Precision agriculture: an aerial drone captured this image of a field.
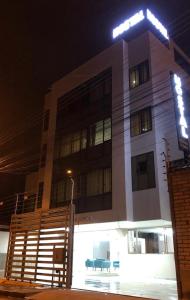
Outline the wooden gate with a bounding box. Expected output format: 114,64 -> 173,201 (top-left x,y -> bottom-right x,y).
5,205 -> 74,287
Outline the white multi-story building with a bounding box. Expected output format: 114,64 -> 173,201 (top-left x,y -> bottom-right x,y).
24,8 -> 190,295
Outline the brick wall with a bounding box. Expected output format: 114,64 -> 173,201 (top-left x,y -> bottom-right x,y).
169,166 -> 190,300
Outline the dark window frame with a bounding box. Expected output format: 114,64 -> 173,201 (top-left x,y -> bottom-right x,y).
130,107 -> 152,137
89,117 -> 112,147
51,167 -> 112,208
43,110 -> 50,132
129,60 -> 150,89
37,182 -> 44,208
131,151 -> 156,191
40,144 -> 47,168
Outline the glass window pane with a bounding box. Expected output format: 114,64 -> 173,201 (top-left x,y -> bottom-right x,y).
104,168 -> 111,193
130,68 -> 139,88
141,108 -> 151,133
130,107 -> 152,137
128,230 -> 141,253
87,170 -> 103,196
57,181 -> 65,203
60,135 -> 71,157
131,113 -> 140,137
104,118 -> 111,141
130,61 -> 149,89
65,179 -> 72,201
132,152 -> 156,191
81,129 -> 87,150
90,121 -> 103,146
40,144 -> 47,167
140,61 -> 149,84
37,182 -> 43,209
71,132 -> 80,153
43,110 -> 50,131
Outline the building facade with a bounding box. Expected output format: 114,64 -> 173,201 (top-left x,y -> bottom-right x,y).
24,9 -> 190,295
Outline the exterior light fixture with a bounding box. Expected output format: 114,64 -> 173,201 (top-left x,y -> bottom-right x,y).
66,169 -> 73,176
66,169 -> 74,204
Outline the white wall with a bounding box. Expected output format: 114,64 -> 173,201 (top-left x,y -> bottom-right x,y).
149,32 -> 184,221
0,231 -> 9,253
124,254 -> 176,280
0,231 -> 9,271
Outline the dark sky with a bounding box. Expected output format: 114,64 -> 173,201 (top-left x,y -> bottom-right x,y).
0,0 -> 190,173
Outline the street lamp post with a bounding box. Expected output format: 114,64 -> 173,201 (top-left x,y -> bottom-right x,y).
66,169 -> 75,289
66,169 -> 75,205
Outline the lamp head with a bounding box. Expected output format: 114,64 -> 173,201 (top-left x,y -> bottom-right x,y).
66,169 -> 73,176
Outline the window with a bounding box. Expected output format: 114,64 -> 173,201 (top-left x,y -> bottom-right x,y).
87,169 -> 103,196
90,118 -> 111,147
128,228 -> 174,254
89,75 -> 112,103
40,144 -> 47,167
89,82 -> 104,102
71,132 -> 81,153
130,107 -> 152,137
87,168 -> 111,196
103,168 -> 112,193
51,168 -> 111,208
104,118 -> 111,141
51,179 -> 72,206
129,60 -> 149,89
131,151 -> 155,191
37,182 -> 44,208
54,129 -> 87,159
90,121 -> 103,146
43,110 -> 50,131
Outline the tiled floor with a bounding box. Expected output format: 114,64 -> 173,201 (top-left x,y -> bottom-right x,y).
0,269 -> 178,300
72,272 -> 178,300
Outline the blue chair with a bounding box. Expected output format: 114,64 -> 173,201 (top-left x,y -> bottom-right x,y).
85,259 -> 94,269
113,260 -> 120,269
94,259 -> 111,271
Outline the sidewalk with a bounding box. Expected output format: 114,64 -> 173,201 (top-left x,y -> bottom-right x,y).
0,284 -> 156,300
0,279 -> 48,298
0,278 -> 157,300
27,289 -> 156,300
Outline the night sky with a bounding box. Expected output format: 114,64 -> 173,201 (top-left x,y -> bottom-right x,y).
0,0 -> 190,173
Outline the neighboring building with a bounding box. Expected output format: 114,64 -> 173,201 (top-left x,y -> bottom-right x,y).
0,173 -> 25,276
23,8 -> 190,296
168,161 -> 190,299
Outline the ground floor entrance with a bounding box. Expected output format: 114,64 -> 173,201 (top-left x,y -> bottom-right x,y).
0,218 -> 178,299
72,220 -> 178,300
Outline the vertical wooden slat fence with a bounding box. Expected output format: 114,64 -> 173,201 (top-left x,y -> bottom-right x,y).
5,205 -> 74,287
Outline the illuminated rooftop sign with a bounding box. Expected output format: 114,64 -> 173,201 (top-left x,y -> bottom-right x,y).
112,10 -> 145,39
172,73 -> 189,152
112,9 -> 169,40
146,9 -> 169,40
